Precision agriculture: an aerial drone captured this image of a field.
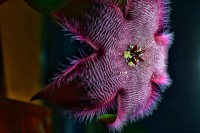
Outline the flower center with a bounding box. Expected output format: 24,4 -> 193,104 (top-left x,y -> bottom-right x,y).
123,45 -> 145,66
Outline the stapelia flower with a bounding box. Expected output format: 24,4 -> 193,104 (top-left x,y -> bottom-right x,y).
31,0 -> 173,132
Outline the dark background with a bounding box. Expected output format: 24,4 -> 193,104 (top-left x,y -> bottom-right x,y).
42,0 -> 200,133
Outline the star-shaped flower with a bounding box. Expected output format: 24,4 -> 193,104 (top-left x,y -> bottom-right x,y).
31,0 -> 173,132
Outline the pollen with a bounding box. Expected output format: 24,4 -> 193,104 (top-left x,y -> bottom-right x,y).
123,45 -> 145,67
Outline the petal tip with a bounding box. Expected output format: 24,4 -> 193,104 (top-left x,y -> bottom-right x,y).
30,90 -> 46,102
